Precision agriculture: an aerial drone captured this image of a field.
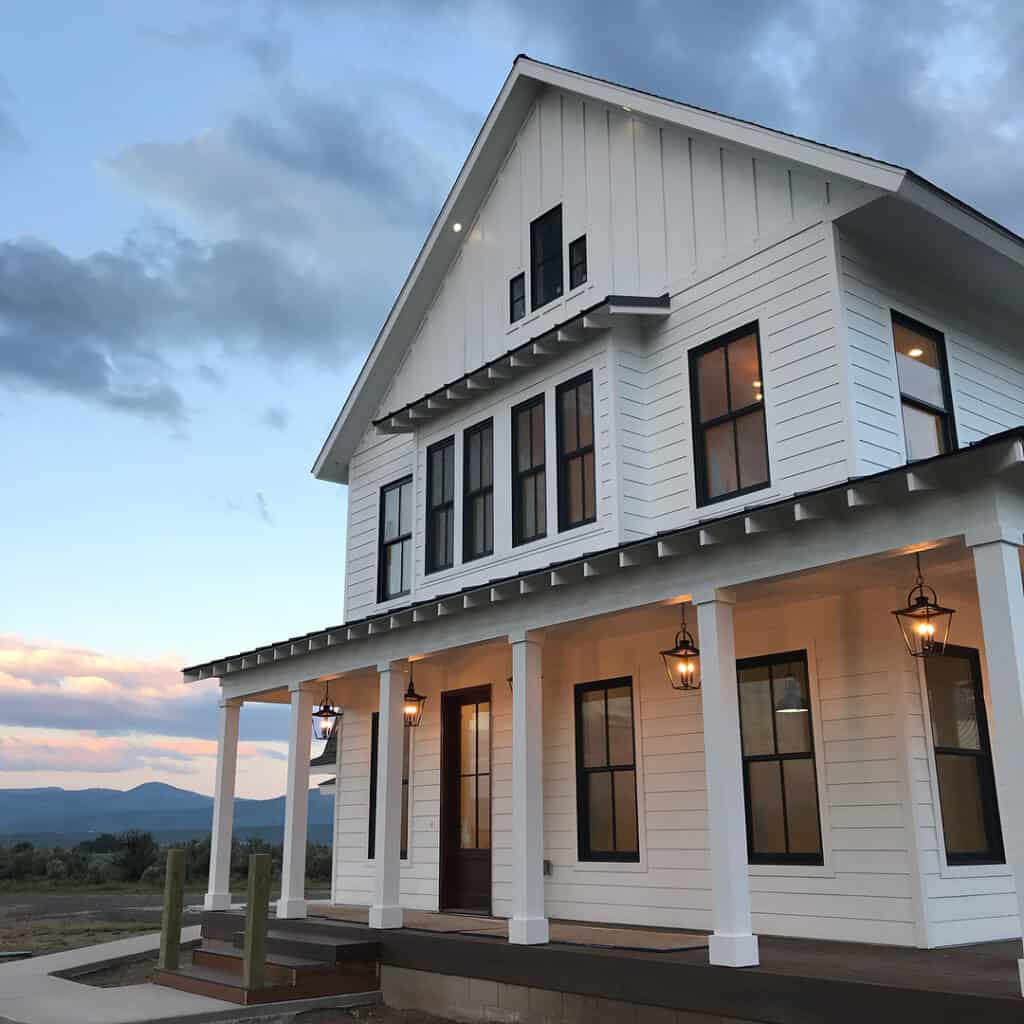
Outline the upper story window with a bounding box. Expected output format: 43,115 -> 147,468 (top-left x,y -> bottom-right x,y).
574,678 -> 639,862
557,372 -> 596,531
512,394 -> 546,546
892,312 -> 956,461
425,437 -> 455,575
690,323 -> 769,506
924,646 -> 1004,865
463,419 -> 493,562
378,476 -> 412,602
738,651 -> 823,865
530,205 -> 563,311
569,235 -> 587,290
509,273 -> 526,324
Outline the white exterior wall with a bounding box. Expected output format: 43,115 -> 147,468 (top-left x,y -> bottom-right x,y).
836,227 -> 1024,475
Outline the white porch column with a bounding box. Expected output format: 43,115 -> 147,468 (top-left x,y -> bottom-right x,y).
204,699 -> 241,911
509,630 -> 549,944
277,684 -> 314,919
370,662 -> 406,929
970,536 -> 1024,991
695,590 -> 759,967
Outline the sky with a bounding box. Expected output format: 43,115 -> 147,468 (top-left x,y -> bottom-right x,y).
1,1 -> 1022,800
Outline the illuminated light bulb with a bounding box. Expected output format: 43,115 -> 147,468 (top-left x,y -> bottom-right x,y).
908,347 -> 923,358
404,703 -> 419,715
452,222 -> 462,233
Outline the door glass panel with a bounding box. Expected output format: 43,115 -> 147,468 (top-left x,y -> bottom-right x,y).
477,702 -> 490,773
459,774 -> 477,849
727,332 -> 761,410
613,770 -> 638,853
927,656 -> 981,750
748,760 -> 786,854
580,689 -> 607,767
460,703 -> 477,774
739,669 -> 774,755
704,421 -> 738,498
477,774 -> 491,850
936,754 -> 988,856
783,759 -> 821,854
736,409 -> 768,489
696,346 -> 728,422
606,686 -> 634,766
587,772 -> 614,853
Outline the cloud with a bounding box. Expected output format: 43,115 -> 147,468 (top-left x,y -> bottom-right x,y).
0,634 -> 287,742
255,491 -> 273,525
0,228 -> 344,422
261,404 -> 288,431
0,74 -> 24,152
224,493 -> 275,525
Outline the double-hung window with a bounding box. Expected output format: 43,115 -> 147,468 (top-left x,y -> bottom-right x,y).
737,651 -> 823,864
426,437 -> 455,574
574,678 -> 639,862
378,477 -> 412,601
509,273 -> 526,323
924,646 -> 1004,865
512,395 -> 546,545
892,311 -> 956,461
463,419 -> 493,561
530,205 -> 563,310
568,235 -> 587,289
556,372 -> 596,530
690,323 -> 769,505
368,712 -> 411,860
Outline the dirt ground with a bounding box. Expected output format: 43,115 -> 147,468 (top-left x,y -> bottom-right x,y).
0,914 -> 158,957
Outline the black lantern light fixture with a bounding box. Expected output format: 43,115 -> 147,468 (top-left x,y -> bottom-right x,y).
661,604 -> 701,691
311,681 -> 341,741
402,666 -> 427,728
893,552 -> 954,658
774,674 -> 809,714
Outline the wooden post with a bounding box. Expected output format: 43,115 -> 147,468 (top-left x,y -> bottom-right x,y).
158,849 -> 185,971
242,853 -> 271,991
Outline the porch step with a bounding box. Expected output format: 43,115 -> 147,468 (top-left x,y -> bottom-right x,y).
231,928 -> 379,964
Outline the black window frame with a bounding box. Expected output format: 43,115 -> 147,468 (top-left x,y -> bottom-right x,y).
556,371 -> 596,532
530,204 -> 563,311
923,645 -> 1004,867
425,436 -> 455,575
511,393 -> 547,547
737,650 -> 824,867
368,711 -> 411,861
574,677 -> 640,863
509,272 -> 526,324
690,321 -> 770,507
377,475 -> 413,602
463,418 -> 494,562
891,310 -> 957,459
568,234 -> 587,290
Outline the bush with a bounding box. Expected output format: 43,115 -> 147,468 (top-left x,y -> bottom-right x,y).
140,863 -> 164,887
114,831 -> 160,882
86,853 -> 122,884
45,857 -> 68,880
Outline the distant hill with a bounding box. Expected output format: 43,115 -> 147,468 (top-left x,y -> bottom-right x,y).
0,782 -> 334,847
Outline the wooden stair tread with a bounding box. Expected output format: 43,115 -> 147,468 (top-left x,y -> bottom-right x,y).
198,938 -> 326,969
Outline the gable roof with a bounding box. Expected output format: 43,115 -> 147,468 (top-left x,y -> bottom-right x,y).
312,55 -> 1024,485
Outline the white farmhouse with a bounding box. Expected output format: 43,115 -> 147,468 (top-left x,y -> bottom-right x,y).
185,56 -> 1024,995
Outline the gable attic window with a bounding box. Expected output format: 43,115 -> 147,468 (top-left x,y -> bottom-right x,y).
378,476 -> 412,602
530,204 -> 563,310
690,322 -> 770,506
426,436 -> 455,574
569,235 -> 587,289
509,273 -> 526,323
892,311 -> 956,461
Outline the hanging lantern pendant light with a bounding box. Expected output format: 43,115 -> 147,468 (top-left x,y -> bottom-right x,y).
893,553 -> 954,658
661,604 -> 701,691
402,666 -> 427,727
311,681 -> 341,741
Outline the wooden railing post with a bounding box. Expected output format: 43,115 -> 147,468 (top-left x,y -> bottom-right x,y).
158,848 -> 185,971
242,853 -> 271,990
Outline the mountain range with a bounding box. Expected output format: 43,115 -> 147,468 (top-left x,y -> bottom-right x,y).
0,782 -> 334,847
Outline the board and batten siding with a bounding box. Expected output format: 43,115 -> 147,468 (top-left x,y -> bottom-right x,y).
616,222 -> 851,539
377,83 -> 875,424
836,227 -> 1024,476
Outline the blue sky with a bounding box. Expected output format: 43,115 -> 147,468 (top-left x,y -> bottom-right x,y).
1,1 -> 1021,797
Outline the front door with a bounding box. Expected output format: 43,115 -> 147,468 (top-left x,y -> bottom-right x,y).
440,685 -> 492,913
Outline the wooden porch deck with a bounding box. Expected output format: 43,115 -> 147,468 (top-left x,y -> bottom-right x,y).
266,906 -> 1023,1023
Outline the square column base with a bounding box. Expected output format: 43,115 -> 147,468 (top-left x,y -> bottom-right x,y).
369,904 -> 403,929
509,916 -> 549,945
709,933 -> 759,967
276,897 -> 307,920
203,892 -> 232,911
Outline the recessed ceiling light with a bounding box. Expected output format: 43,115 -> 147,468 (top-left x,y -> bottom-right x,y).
908,347 -> 923,358
452,222 -> 462,233
623,105 -> 632,112
753,380 -> 761,388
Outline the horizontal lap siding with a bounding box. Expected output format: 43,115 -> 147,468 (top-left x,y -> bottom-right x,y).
618,223 -> 849,539
837,230 -> 1024,476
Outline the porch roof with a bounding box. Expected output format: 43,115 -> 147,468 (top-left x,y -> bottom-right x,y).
182,426 -> 1024,684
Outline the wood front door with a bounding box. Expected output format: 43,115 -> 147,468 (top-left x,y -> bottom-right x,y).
440,685 -> 492,913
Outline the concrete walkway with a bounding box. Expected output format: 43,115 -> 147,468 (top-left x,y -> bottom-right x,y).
0,927 -> 235,1024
